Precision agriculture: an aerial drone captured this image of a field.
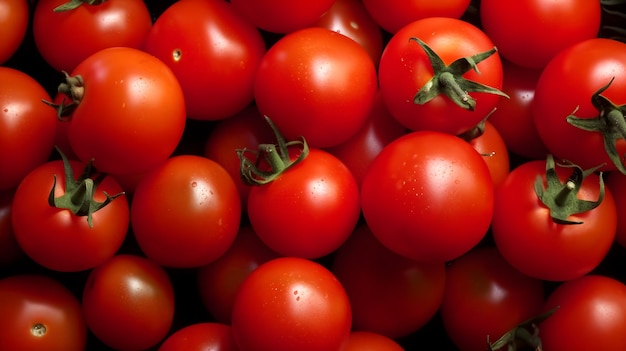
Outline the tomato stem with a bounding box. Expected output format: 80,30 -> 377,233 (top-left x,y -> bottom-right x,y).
487,306 -> 558,351
41,71 -> 84,120
53,0 -> 108,12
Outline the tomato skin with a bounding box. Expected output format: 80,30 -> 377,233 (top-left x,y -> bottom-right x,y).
378,17 -> 504,136
466,120 -> 510,188
332,225 -> 446,339
480,0 -> 600,69
11,159 -> 129,272
492,159 -> 617,281
82,254 -> 175,351
158,323 -> 238,351
143,0 -> 266,121
0,0 -> 29,64
0,274 -> 87,351
539,275 -> 626,351
231,257 -> 352,351
247,148 -> 361,259
63,46 -> 186,176
33,0 -> 152,72
254,27 -> 378,148
130,155 -> 241,268
531,38 -> 626,173
361,130 -> 494,262
229,0 -> 335,33
605,171 -> 626,249
0,67 -> 57,191
440,246 -> 545,351
344,331 -> 405,351
0,190 -> 23,266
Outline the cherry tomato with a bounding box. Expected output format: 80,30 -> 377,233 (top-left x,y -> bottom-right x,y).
344,331 -> 405,351
158,323 -> 238,351
0,0 -> 29,64
464,120 -> 510,188
229,0 -> 335,33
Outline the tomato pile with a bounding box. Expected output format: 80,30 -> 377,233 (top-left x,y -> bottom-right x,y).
2,0 -> 626,350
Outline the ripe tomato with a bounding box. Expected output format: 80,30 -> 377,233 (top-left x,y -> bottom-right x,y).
492,155 -> 617,281
143,0 -> 266,121
361,130 -> 494,262
254,27 -> 378,148
130,155 -> 241,268
539,275 -> 626,351
463,120 -> 510,188
480,0 -> 601,69
0,0 -> 29,64
0,274 -> 87,351
231,257 -> 352,351
82,254 -> 175,351
440,246 -> 545,351
229,0 -> 335,33
362,0 -> 470,34
531,38 -> 626,174
378,17 -> 506,136
11,156 -> 129,272
344,331 -> 405,351
32,0 -> 152,72
332,225 -> 446,339
0,66 -> 57,191
54,46 -> 187,175
0,190 -> 22,266
158,323 -> 238,351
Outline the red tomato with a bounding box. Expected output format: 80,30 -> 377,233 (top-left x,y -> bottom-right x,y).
0,190 -> 23,266
82,254 -> 175,351
361,130 -> 494,262
130,155 -> 241,268
378,17 -> 506,136
0,0 -> 29,64
158,323 -> 238,351
197,226 -> 279,324
229,0 -> 335,33
605,171 -> 626,249
0,274 -> 87,351
55,46 -> 187,175
362,0 -> 470,34
440,246 -> 545,351
332,225 -> 446,339
463,120 -> 510,188
231,257 -> 352,351
33,0 -> 152,72
314,0 -> 384,67
0,67 -> 57,191
143,0 -> 266,121
254,27 -> 378,148
492,156 -> 617,281
488,59 -> 548,160
539,275 -> 626,351
480,0 -> 601,69
344,331 -> 405,351
531,38 -> 626,174
11,157 -> 129,272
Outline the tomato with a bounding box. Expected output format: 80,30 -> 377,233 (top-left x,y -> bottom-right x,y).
488,59 -> 548,160
539,275 -> 626,351
229,0 -> 335,33
378,17 -> 506,136
131,155 -> 240,268
0,190 -> 22,266
197,226 -> 279,324
0,66 -> 57,191
143,0 -> 266,121
344,331 -> 405,351
605,171 -> 626,249
531,38 -> 626,174
158,322 -> 238,351
254,27 -> 378,148
440,246 -> 545,351
11,156 -> 129,272
53,46 -> 187,175
361,130 -> 494,262
332,225 -> 446,339
463,120 -> 510,188
0,274 -> 87,351
480,0 -> 601,69
314,0 -> 384,67
0,0 -> 29,64
362,0 -> 470,34
82,254 -> 175,351
231,257 -> 352,351
32,0 -> 152,72
492,155 -> 617,281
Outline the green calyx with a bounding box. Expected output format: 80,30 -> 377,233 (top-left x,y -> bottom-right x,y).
42,71 -> 84,120
487,306 -> 558,351
409,37 -> 509,111
236,116 -> 309,186
48,147 -> 125,228
53,0 -> 108,12
533,154 -> 605,225
566,77 -> 626,174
